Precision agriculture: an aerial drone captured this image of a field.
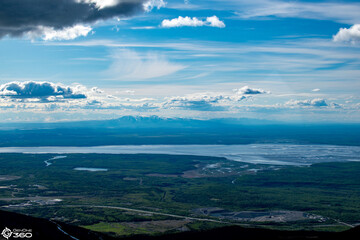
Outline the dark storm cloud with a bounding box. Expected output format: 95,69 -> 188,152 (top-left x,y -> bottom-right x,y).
0,0 -> 146,38
0,81 -> 87,99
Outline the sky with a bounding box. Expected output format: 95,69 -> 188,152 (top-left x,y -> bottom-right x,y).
0,0 -> 360,123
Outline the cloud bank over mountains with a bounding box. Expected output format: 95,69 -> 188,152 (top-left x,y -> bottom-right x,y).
0,80 -> 355,122
0,81 -> 267,111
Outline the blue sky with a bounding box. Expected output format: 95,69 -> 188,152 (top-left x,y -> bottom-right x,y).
0,0 -> 359,123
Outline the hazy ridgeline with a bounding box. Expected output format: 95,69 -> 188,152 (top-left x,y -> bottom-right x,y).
0,117 -> 359,146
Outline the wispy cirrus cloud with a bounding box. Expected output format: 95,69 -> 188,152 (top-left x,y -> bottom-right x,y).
104,49 -> 187,81
205,0 -> 360,24
168,0 -> 360,24
130,26 -> 156,30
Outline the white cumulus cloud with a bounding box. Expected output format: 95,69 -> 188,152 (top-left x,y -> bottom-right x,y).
27,24 -> 93,41
163,93 -> 227,111
144,0 -> 167,12
161,15 -> 225,28
206,16 -> 226,28
235,86 -> 268,95
333,24 -> 360,44
286,98 -> 328,107
77,0 -> 120,9
162,91 -> 249,112
0,81 -> 87,100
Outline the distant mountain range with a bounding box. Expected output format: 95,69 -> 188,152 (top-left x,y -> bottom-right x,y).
0,116 -> 359,146
0,116 -> 278,130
